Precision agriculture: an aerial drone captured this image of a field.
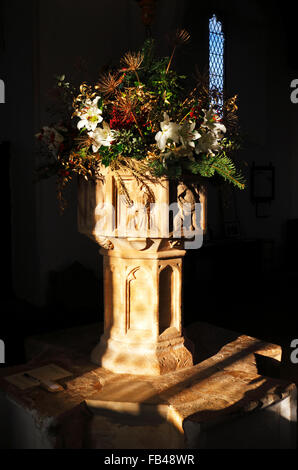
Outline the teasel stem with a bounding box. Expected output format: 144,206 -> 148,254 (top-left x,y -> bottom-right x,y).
131,112 -> 144,138
179,111 -> 191,124
166,46 -> 176,74
134,70 -> 141,86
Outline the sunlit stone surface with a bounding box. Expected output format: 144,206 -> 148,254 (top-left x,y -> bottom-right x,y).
78,172 -> 206,375
0,322 -> 296,449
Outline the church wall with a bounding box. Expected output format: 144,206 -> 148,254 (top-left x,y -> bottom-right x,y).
1,0 -> 297,305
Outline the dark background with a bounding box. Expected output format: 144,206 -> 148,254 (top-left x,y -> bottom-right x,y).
0,0 -> 298,367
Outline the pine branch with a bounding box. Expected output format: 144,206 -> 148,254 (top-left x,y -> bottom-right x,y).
184,155 -> 245,190
210,155 -> 245,190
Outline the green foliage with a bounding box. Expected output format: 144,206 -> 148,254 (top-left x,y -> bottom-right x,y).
210,154 -> 245,190
141,38 -> 156,71
115,130 -> 147,160
184,153 -> 245,190
36,33 -> 246,200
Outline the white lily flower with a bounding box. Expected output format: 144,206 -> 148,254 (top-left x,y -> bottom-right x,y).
88,122 -> 116,152
77,96 -> 103,132
202,108 -> 226,136
179,121 -> 201,148
155,112 -> 180,151
195,131 -> 221,156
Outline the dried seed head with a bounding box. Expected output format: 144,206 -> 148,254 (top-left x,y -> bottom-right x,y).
121,51 -> 144,72
95,73 -> 122,96
173,28 -> 191,47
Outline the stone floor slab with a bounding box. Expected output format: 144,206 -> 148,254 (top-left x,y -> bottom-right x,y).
0,322 -> 296,449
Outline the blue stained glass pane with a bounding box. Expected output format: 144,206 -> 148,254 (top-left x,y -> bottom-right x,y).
209,14 -> 224,110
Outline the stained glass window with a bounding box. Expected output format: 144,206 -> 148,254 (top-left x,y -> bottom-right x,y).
209,14 -> 225,109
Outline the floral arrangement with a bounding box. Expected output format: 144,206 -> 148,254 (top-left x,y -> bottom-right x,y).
36,30 -> 245,209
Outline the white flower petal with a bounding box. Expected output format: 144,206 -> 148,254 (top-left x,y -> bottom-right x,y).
92,144 -> 100,153
214,123 -> 226,135
189,121 -> 196,132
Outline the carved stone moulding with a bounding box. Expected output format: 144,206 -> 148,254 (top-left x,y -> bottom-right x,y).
78,170 -> 207,250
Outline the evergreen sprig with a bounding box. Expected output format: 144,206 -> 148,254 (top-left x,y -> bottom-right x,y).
185,153 -> 245,190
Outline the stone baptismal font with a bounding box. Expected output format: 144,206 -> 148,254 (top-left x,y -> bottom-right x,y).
78,170 -> 206,376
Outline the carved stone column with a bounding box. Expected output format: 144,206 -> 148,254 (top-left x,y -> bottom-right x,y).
78,171 -> 206,376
